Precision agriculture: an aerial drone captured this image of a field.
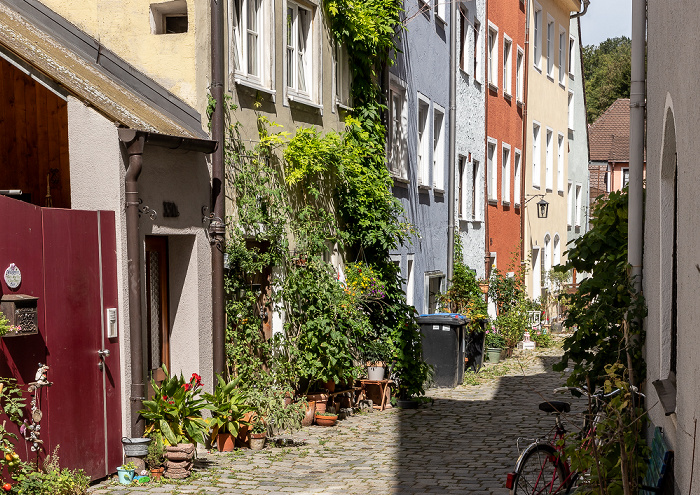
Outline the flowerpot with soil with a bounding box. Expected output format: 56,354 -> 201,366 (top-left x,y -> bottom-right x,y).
217,432 -> 235,452
116,462 -> 136,485
301,400 -> 316,427
149,467 -> 165,480
314,412 -> 338,427
366,362 -> 385,381
486,347 -> 502,363
248,416 -> 267,450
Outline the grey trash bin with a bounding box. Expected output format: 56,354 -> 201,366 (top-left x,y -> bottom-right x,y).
416,313 -> 469,388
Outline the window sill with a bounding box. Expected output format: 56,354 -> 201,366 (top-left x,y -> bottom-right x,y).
502,200 -> 510,206
533,64 -> 542,74
514,202 -> 521,208
547,74 -> 555,83
558,189 -> 564,196
418,184 -> 432,191
288,92 -> 323,115
569,72 -> 575,80
434,188 -> 445,195
517,99 -> 523,108
546,188 -> 553,193
559,81 -> 566,90
336,99 -> 353,112
488,82 -> 499,93
391,175 -> 410,186
234,76 -> 276,102
568,127 -> 574,133
504,92 -> 512,102
488,199 -> 498,205
532,184 -> 541,190
435,14 -> 447,27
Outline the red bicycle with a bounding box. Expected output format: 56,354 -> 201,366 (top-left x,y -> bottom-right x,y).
505,386 -> 621,494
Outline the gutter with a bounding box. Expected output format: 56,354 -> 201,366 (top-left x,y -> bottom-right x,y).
570,0 -> 590,19
118,128 -> 217,436
446,0 -> 457,286
210,0 -> 226,378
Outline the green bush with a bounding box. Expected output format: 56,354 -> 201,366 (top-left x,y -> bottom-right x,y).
12,447 -> 89,495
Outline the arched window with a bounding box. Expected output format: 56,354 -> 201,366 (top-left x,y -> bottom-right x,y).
543,234 -> 551,288
553,234 -> 561,267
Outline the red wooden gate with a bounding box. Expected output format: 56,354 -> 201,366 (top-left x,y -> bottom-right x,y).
0,196 -> 121,479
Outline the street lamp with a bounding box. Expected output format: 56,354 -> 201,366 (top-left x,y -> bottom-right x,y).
524,194 -> 549,219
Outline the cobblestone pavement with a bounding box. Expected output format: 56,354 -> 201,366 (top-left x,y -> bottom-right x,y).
90,344 -> 588,495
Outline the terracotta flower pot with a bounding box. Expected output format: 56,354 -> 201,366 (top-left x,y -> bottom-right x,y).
301,400 -> 316,427
149,466 -> 164,480
237,411 -> 254,447
249,432 -> 266,451
217,432 -> 235,452
314,414 -> 338,427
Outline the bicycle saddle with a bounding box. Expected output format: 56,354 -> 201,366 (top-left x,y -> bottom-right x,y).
539,401 -> 571,414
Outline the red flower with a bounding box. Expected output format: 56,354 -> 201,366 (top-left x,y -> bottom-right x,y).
162,395 -> 168,401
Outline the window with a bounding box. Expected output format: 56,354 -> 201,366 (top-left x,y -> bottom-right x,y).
425,273 -> 445,314
553,234 -> 561,266
151,1 -> 188,34
559,27 -> 566,86
567,181 -> 573,226
502,144 -> 511,204
406,256 -> 414,306
557,133 -> 564,192
514,150 -> 521,205
474,20 -> 482,82
516,47 -> 524,102
575,183 -> 582,227
433,105 -> 445,190
503,36 -> 512,97
434,0 -> 445,22
543,234 -> 552,281
487,140 -> 497,201
532,247 -> 541,299
286,3 -> 312,97
622,167 -> 630,188
458,156 -> 466,218
568,90 -> 574,130
569,36 -> 576,76
545,128 -> 553,190
533,4 -> 542,70
546,19 -> 554,78
231,0 -> 264,79
459,8 -> 468,72
488,24 -> 499,89
388,84 -> 408,179
417,96 -> 430,186
334,44 -> 351,108
532,123 -> 541,188
472,160 -> 480,220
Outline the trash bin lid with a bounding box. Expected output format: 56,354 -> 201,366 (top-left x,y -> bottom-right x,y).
416,313 -> 470,325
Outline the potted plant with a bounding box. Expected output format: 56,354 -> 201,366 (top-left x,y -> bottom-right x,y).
202,374 -> 251,452
116,461 -> 137,485
138,366 -> 210,479
248,415 -> 267,451
144,434 -> 164,480
363,339 -> 391,381
314,411 -> 338,427
484,326 -> 506,363
243,385 -> 305,437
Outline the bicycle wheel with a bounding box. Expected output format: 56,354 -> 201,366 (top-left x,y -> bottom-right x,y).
513,444 -> 568,495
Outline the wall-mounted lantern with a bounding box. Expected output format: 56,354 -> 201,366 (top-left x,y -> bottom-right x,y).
536,198 -> 549,219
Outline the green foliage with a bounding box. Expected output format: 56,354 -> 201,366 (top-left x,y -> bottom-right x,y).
583,37 -> 631,123
553,189 -> 646,391
242,386 -> 305,435
484,327 -> 506,349
489,258 -> 530,350
202,375 -> 251,441
0,378 -> 26,425
144,433 -> 164,470
563,364 -> 648,494
139,367 -> 211,446
11,446 -> 89,495
531,330 -> 553,348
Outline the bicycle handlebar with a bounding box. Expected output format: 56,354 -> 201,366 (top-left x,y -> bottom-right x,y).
553,386 -> 623,401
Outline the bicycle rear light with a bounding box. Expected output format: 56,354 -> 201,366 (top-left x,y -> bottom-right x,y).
505,472 -> 516,489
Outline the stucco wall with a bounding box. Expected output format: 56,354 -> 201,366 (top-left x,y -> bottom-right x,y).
67,97 -> 213,437
389,1 -> 451,313
456,0 -> 486,278
645,1 -> 700,491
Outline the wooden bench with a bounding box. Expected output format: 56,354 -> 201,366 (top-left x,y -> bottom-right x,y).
640,427 -> 674,494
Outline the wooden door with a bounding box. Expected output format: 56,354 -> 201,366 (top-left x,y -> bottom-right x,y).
145,236 -> 170,387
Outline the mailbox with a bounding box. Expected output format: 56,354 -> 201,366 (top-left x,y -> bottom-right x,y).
1,294 -> 39,337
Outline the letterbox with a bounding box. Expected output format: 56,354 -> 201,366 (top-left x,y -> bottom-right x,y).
0,294 -> 39,337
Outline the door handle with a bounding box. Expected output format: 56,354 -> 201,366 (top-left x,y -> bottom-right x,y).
98,349 -> 110,359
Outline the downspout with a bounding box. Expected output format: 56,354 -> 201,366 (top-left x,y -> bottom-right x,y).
520,0 -> 530,268
484,0 -> 490,281
120,129 -> 146,437
210,0 -> 226,377
629,0 -> 645,295
570,0 -> 589,19
446,0 -> 457,287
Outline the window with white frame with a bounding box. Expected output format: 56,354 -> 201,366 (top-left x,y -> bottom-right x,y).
514,150 -> 521,205
425,273 -> 445,314
544,234 -> 552,276
334,43 -> 351,108
474,20 -> 482,82
557,133 -> 564,192
472,160 -> 480,220
458,156 -> 466,218
532,123 -> 541,188
459,8 -> 468,72
388,83 -> 408,179
434,0 -> 445,22
151,1 -> 188,34
546,18 -> 554,78
286,2 -> 312,98
559,27 -> 566,86
516,47 -> 524,102
531,247 -> 541,299
622,167 -> 630,188
569,35 -> 575,76
406,255 -> 414,306
433,105 -> 445,190
567,181 -> 573,226
503,36 -> 512,97
502,143 -> 511,204
487,140 -> 497,201
417,96 -> 430,186
488,24 -> 499,88
545,129 -> 553,190
553,234 -> 561,266
568,90 -> 574,130
533,4 -> 542,70
575,183 -> 582,226
231,0 -> 268,83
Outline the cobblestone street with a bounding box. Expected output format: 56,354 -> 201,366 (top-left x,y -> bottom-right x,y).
90,345 -> 586,495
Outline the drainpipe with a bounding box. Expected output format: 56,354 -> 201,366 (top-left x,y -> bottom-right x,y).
210,0 -> 226,378
570,0 -> 589,18
484,0 -> 490,282
446,0 -> 457,286
120,129 -> 146,437
520,0 -> 530,269
629,0 -> 645,295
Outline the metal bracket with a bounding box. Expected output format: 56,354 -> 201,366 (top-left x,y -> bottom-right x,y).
138,199 -> 157,220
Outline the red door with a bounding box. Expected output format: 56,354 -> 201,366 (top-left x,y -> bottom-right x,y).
0,197 -> 121,479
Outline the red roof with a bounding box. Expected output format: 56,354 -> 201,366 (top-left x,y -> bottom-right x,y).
588,99 -> 630,162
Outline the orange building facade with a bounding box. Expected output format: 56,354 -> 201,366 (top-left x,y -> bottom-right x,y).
485,0 -> 527,274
